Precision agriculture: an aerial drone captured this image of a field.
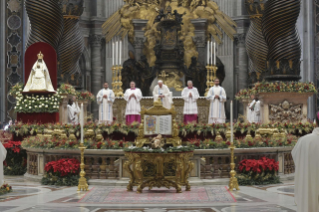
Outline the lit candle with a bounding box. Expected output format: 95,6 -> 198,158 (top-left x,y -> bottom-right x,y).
210,41 -> 213,65
207,41 -> 209,65
116,41 -> 119,66
81,103 -> 84,143
214,42 -> 216,66
119,40 -> 122,65
230,100 -> 233,143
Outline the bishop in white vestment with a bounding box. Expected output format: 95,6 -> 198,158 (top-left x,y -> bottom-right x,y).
292,112 -> 319,212
97,83 -> 115,124
124,81 -> 143,125
153,80 -> 173,109
0,142 -> 7,185
206,78 -> 227,124
182,81 -> 199,124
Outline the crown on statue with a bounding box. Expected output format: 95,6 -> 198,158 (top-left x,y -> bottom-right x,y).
37,51 -> 44,60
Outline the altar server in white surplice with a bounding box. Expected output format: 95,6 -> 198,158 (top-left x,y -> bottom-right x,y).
253,97 -> 261,123
182,81 -> 199,124
97,82 -> 115,124
124,81 -> 143,125
292,112 -> 319,212
67,99 -> 76,124
153,80 -> 173,109
0,141 -> 7,185
206,78 -> 227,124
248,95 -> 256,123
71,96 -> 80,124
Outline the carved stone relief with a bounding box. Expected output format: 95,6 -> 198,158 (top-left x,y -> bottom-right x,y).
269,100 -> 303,123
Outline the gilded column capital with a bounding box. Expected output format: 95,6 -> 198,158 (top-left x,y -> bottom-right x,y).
234,34 -> 246,45
89,34 -> 103,47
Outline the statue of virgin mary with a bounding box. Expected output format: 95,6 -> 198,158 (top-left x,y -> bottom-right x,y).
23,51 -> 55,92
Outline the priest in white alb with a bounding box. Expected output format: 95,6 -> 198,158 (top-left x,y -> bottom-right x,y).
97,82 -> 115,124
124,81 -> 143,125
206,78 -> 227,124
153,80 -> 173,109
0,141 -> 7,185
292,112 -> 319,212
248,95 -> 256,123
182,80 -> 199,124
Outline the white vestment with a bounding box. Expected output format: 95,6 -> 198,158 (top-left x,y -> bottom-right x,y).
248,100 -> 256,123
23,59 -> 55,92
67,105 -> 75,124
153,84 -> 173,109
253,100 -> 261,123
182,87 -> 199,114
97,88 -> 115,124
206,85 -> 227,124
71,102 -> 80,124
0,142 -> 7,185
292,128 -> 319,212
124,88 -> 143,115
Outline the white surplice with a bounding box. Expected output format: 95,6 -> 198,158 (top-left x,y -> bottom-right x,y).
248,100 -> 256,123
292,128 -> 319,212
0,142 -> 7,185
71,102 -> 80,124
206,85 -> 227,124
153,84 -> 173,109
124,88 -> 143,115
97,88 -> 115,124
181,87 -> 199,115
253,100 -> 261,123
67,105 -> 75,124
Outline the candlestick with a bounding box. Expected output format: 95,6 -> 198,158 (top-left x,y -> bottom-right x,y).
230,100 -> 233,143
210,41 -> 213,65
116,41 -> 119,66
119,40 -> 122,65
207,41 -> 209,65
112,42 -> 114,66
81,103 -> 84,143
214,42 -> 216,66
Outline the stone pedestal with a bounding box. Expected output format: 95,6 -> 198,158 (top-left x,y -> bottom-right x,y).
259,92 -> 314,124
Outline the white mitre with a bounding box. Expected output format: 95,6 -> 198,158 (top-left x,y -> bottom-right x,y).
23,51 -> 55,92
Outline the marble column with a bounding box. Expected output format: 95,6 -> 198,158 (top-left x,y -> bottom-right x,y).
191,19 -> 208,67
235,33 -> 248,115
90,34 -> 103,120
132,19 -> 148,60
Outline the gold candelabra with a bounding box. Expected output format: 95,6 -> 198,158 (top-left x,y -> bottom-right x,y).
77,143 -> 88,191
205,65 -> 218,96
111,65 -> 124,97
228,143 -> 239,191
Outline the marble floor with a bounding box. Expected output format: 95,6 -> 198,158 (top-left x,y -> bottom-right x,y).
0,176 -> 297,212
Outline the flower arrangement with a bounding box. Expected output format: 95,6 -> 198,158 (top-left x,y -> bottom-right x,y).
42,158 -> 81,186
123,145 -> 194,153
8,83 -> 24,96
14,93 -> 61,113
235,81 -> 317,100
59,83 -> 77,96
0,183 -> 12,195
77,90 -> 95,102
3,141 -> 27,175
237,157 -> 280,185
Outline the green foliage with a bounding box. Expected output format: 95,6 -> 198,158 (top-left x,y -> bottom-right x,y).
4,149 -> 27,176
41,173 -> 83,186
237,172 -> 281,186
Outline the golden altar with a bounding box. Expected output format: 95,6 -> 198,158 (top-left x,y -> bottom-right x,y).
124,151 -> 194,193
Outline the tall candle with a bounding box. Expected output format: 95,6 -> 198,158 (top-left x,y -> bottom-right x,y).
116,41 -> 119,66
210,41 -> 213,65
119,40 -> 122,65
230,100 -> 233,143
214,42 -> 216,65
112,42 -> 115,66
81,103 -> 84,143
207,41 -> 209,65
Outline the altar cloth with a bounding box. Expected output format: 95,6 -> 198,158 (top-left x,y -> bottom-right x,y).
17,112 -> 59,124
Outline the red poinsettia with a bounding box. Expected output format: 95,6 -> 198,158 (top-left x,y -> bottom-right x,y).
3,141 -> 22,153
238,157 -> 279,174
44,158 -> 80,177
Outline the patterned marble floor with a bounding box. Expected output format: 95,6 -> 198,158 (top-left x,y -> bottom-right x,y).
0,176 -> 297,212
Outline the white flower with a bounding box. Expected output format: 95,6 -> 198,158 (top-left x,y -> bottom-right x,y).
128,145 -> 135,149
14,106 -> 16,109
17,102 -> 19,106
29,106 -> 31,109
177,146 -> 183,149
39,106 -> 42,108
35,105 -> 38,108
45,105 -> 48,108
20,107 -> 22,109
160,148 -> 164,152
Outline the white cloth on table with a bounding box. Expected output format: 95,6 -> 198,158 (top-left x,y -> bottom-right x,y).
206,85 -> 227,124
153,84 -> 173,109
97,88 -> 115,124
124,88 -> 143,115
0,142 -> 7,185
292,128 -> 319,212
181,87 -> 199,115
